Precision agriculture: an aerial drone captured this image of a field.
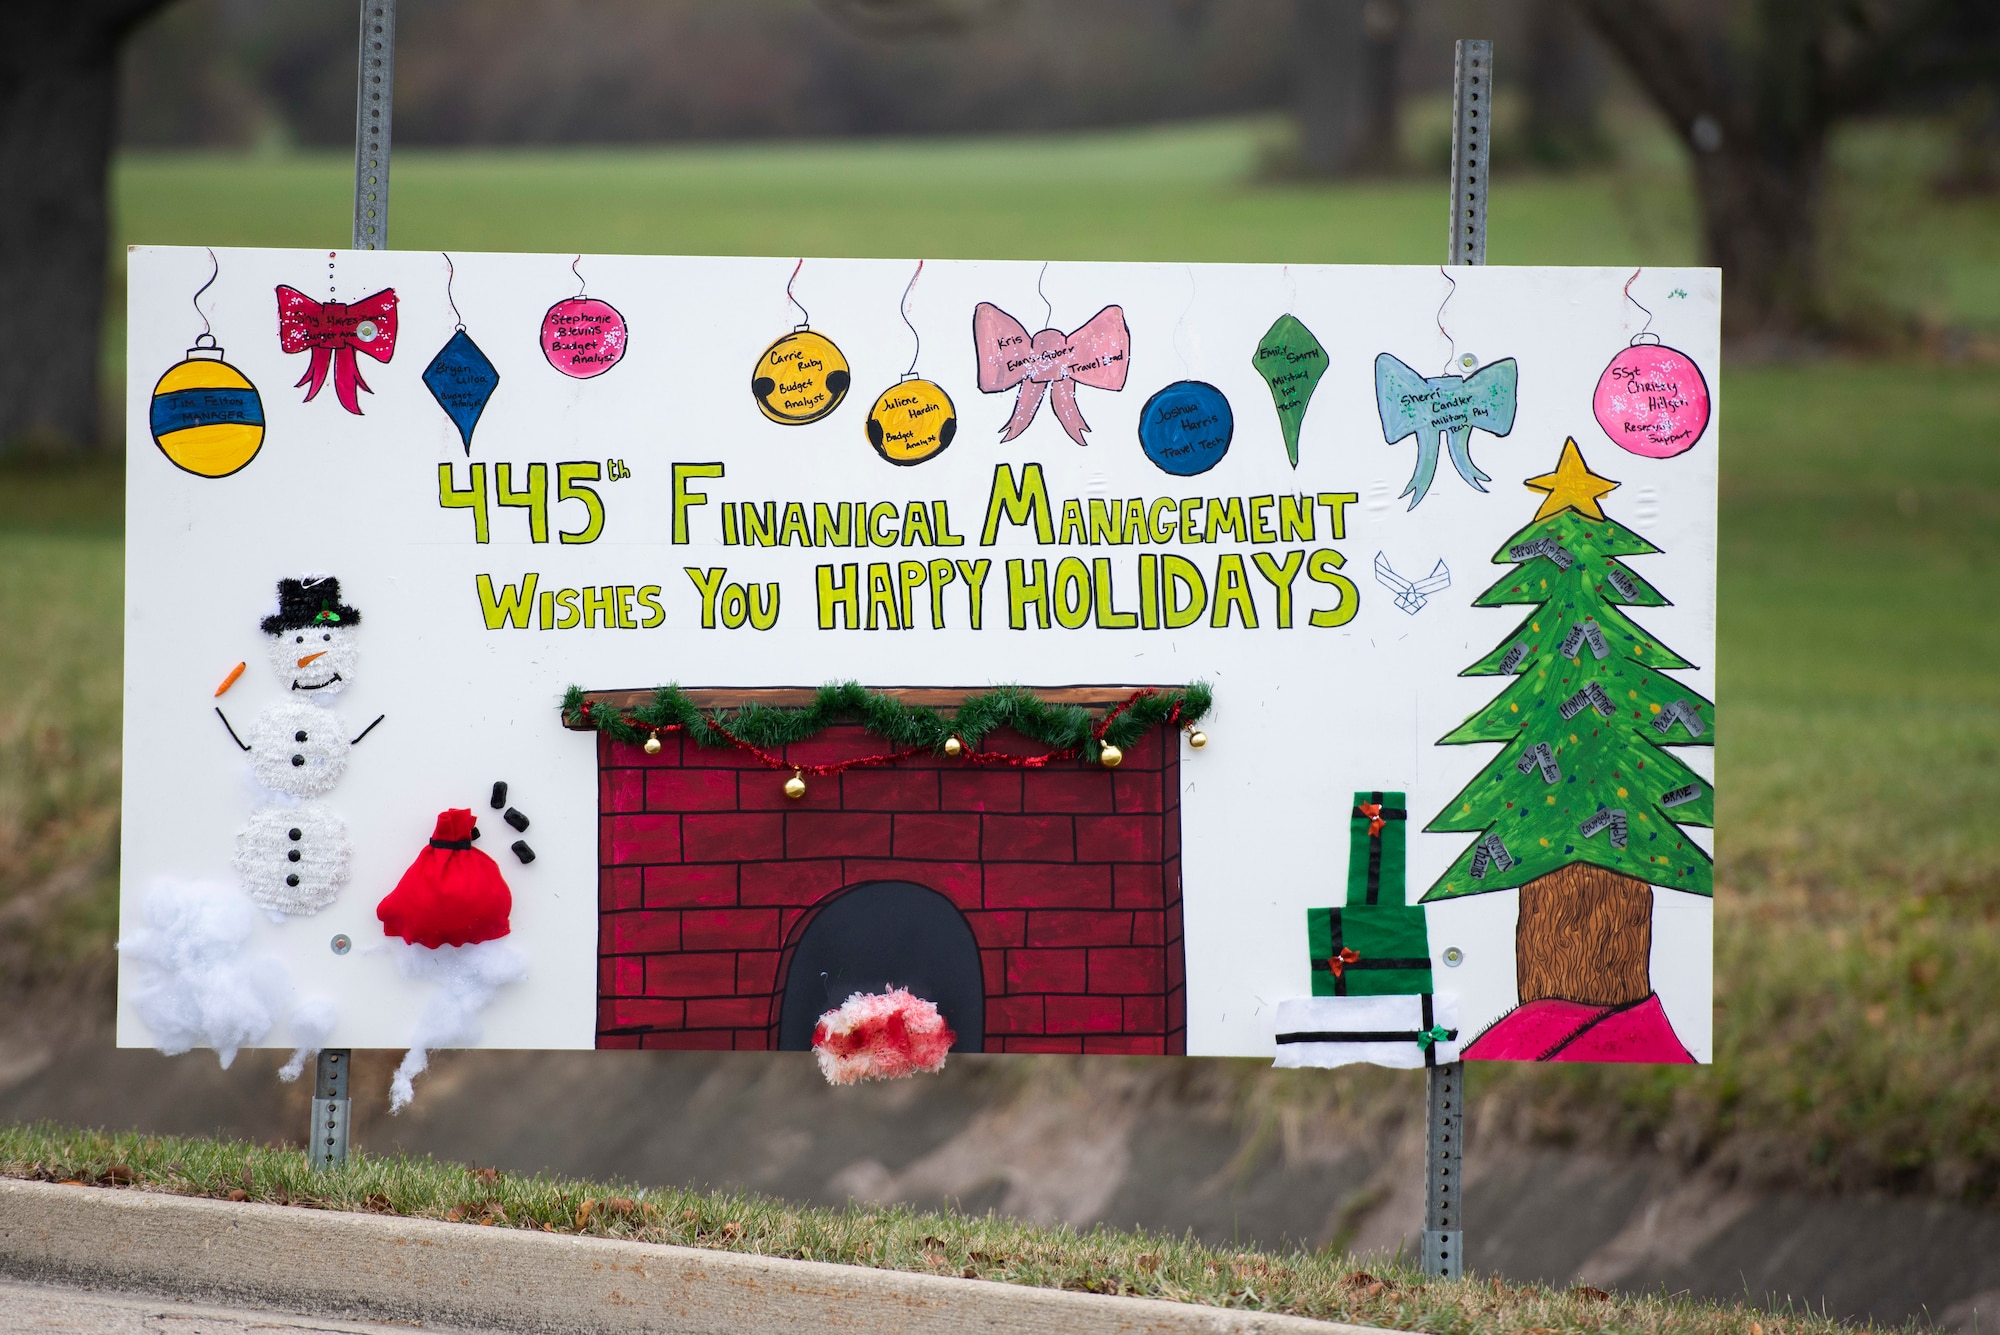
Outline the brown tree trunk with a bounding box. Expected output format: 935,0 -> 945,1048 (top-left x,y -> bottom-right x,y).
1691,134 -> 1829,344
1516,864 -> 1652,1006
1294,0 -> 1403,176
1524,0 -> 1603,167
0,2 -> 172,458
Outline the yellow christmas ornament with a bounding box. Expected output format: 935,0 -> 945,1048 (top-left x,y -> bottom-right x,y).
1185,727 -> 1207,750
867,374 -> 957,466
784,770 -> 808,800
1098,743 -> 1123,769
864,261 -> 956,466
751,262 -> 849,425
943,735 -> 964,757
151,333 -> 265,479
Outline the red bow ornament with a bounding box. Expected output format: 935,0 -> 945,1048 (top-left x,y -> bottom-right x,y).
973,302 -> 1130,446
276,286 -> 399,415
1359,802 -> 1385,836
1328,947 -> 1361,979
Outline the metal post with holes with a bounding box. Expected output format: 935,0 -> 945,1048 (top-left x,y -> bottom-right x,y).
1447,38 -> 1490,267
352,0 -> 396,250
1420,35 -> 1488,1282
310,1049 -> 351,1170
310,0 -> 395,1167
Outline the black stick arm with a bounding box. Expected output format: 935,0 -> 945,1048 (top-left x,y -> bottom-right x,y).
351,714 -> 386,746
215,707 -> 251,752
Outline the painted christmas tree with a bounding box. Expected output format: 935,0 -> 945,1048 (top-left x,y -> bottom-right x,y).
1423,438 -> 1711,1062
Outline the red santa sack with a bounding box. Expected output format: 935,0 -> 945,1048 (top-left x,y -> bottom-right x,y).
377,808 -> 512,947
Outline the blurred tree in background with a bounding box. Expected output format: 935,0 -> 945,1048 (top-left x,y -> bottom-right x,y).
1579,0 -> 2000,343
1,2 -> 172,458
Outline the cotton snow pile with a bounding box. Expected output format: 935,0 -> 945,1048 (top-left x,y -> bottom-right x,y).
811,988 -> 955,1085
388,939 -> 528,1112
118,878 -> 290,1069
277,995 -> 340,1082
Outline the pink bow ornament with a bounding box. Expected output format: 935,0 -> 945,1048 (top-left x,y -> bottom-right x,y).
973,302 -> 1130,446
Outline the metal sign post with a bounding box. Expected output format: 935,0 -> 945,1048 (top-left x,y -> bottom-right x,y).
353,0 -> 396,252
312,0 -> 396,1168
1420,35 -> 1489,1279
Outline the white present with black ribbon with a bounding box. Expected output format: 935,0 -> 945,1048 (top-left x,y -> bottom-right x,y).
1272,992 -> 1462,1070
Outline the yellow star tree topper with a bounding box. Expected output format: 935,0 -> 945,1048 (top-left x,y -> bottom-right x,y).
1524,436 -> 1619,521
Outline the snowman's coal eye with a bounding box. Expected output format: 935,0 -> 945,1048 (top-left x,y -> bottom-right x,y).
295,635 -> 303,643
294,730 -> 308,742
322,633 -> 330,641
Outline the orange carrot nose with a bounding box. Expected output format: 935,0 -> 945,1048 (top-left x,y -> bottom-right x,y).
297,651 -> 328,668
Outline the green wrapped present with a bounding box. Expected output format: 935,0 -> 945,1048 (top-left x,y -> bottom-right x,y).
1306,791 -> 1433,996
1346,790 -> 1407,906
1307,904 -> 1434,996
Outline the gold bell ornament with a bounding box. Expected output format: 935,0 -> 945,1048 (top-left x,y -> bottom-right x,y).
643,732 -> 663,756
943,735 -> 964,758
784,770 -> 808,800
1098,743 -> 1123,769
1185,726 -> 1207,750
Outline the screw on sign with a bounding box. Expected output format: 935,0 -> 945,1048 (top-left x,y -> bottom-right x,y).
1592,334 -> 1711,460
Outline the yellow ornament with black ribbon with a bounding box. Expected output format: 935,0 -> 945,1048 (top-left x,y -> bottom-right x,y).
752,328 -> 850,425
150,335 -> 265,478
866,374 -> 957,466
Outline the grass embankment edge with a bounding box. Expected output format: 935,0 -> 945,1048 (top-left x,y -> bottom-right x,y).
0,1121 -> 1879,1335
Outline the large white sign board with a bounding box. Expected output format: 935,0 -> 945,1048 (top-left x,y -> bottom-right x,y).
122,247 -> 1717,1067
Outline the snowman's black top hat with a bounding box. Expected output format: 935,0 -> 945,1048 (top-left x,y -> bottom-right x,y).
262,576 -> 361,634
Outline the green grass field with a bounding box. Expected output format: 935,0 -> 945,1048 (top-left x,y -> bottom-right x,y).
5,115 -> 1998,1202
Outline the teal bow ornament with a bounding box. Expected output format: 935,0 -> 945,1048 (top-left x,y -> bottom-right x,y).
1415,1025 -> 1456,1050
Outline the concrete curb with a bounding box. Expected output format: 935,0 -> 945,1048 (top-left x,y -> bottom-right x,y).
0,1179 -> 1390,1335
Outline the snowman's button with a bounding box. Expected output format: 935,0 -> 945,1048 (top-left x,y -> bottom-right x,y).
286,874 -> 300,887
295,730 -> 308,742
289,828 -> 302,841
288,849 -> 301,862
292,754 -> 305,767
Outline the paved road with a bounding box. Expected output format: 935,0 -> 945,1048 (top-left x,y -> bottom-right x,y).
0,1279 -> 486,1334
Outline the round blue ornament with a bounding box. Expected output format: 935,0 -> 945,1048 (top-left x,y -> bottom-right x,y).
1138,379 -> 1233,477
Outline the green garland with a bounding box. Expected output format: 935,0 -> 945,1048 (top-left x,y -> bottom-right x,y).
562,680 -> 1211,765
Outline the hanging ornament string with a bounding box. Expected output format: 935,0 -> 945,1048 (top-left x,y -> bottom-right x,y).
787,257 -> 810,328
1435,264 -> 1460,374
1622,268 -> 1657,345
445,252 -> 465,330
901,259 -> 923,376
192,248 -> 218,342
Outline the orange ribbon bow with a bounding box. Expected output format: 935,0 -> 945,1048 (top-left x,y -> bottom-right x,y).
1358,802 -> 1385,836
1328,947 -> 1361,978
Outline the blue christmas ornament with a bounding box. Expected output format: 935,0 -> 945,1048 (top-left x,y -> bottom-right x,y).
423,328 -> 500,455
1138,379 -> 1233,477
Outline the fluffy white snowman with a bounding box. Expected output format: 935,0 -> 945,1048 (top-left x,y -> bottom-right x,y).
220,576 -> 381,917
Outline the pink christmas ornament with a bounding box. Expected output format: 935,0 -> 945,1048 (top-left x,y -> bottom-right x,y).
541,296 -> 627,379
1591,335 -> 1710,459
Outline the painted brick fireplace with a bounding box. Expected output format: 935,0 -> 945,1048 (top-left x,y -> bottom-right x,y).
574,688 -> 1186,1054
